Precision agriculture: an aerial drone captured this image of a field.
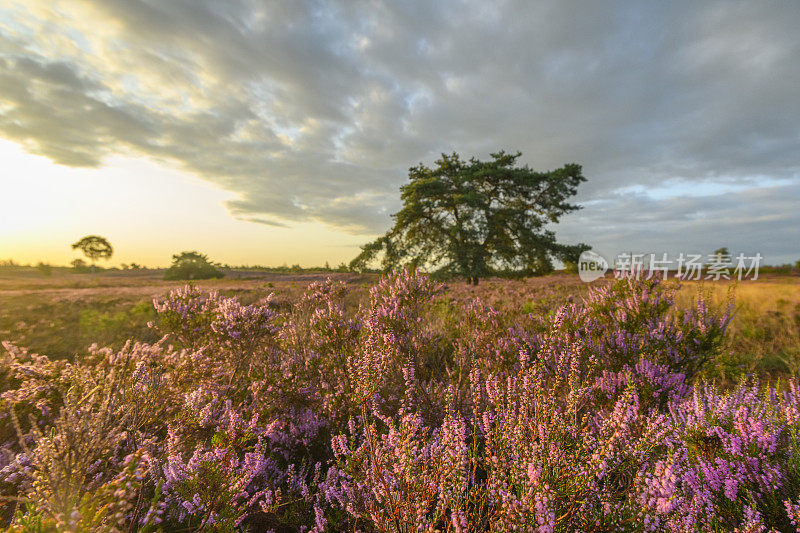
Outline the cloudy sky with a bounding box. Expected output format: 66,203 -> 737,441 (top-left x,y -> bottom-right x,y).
1,0 -> 798,267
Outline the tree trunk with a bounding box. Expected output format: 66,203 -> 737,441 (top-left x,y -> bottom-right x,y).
471,276 -> 479,286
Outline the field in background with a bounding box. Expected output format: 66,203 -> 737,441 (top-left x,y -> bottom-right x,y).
1,267 -> 798,381
0,268 -> 371,358
675,276 -> 800,380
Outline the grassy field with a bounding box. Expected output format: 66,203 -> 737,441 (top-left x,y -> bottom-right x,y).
0,268 -> 369,358
675,276 -> 800,380
1,267 -> 798,381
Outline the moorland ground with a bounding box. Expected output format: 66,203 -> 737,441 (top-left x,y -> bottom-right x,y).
1,267 -> 798,382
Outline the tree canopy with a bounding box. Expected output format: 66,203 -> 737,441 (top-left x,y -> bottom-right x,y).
713,247 -> 730,260
71,235 -> 113,272
164,251 -> 224,281
351,151 -> 590,283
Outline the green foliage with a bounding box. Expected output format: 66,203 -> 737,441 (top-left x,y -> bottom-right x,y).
351,150 -> 590,283
77,302 -> 156,347
163,251 -> 224,281
0,295 -> 160,359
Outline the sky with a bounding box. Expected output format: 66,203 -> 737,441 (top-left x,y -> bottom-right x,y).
0,0 -> 798,267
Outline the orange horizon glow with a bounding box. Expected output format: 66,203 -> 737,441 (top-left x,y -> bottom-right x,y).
0,140 -> 370,268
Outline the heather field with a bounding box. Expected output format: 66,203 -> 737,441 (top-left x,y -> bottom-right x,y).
2,269 -> 800,531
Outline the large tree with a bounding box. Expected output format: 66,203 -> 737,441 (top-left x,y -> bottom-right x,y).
351,151 -> 590,284
71,235 -> 113,273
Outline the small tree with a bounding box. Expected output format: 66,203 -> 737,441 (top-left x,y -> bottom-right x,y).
163,251 -> 224,281
71,235 -> 113,273
351,151 -> 590,284
70,258 -> 89,272
36,262 -> 52,277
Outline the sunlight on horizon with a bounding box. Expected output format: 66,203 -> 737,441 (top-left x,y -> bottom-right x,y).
0,140 -> 367,267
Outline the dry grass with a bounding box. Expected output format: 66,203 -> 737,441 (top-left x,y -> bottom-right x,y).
676,276 -> 800,380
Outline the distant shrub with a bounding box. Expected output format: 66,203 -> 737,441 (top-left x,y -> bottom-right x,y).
163,251 -> 224,281
35,263 -> 52,277
562,260 -> 579,273
70,258 -> 89,273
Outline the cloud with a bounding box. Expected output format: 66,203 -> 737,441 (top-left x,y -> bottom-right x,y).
558,180 -> 800,260
0,0 -> 798,260
237,216 -> 289,228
